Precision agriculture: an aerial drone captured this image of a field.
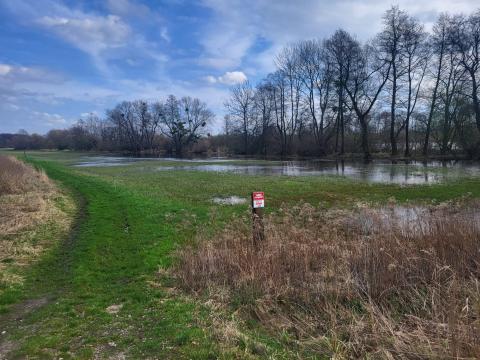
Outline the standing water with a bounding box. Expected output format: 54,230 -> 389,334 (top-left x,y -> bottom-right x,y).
74,156 -> 480,185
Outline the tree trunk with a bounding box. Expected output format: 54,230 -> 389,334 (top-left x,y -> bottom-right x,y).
359,115 -> 370,160
423,47 -> 443,156
390,65 -> 398,156
471,73 -> 480,132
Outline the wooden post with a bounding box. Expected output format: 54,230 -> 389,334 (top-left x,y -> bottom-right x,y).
251,192 -> 265,246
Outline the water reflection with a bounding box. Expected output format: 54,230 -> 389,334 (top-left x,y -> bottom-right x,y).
155,160 -> 480,184
74,156 -> 480,185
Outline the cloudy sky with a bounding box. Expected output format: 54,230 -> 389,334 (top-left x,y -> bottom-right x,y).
0,0 -> 478,134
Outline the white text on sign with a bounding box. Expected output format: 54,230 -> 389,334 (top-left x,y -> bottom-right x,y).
252,192 -> 265,208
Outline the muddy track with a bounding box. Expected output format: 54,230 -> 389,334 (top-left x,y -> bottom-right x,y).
0,187 -> 87,359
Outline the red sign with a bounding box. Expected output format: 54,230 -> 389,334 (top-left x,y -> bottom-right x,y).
252,192 -> 265,208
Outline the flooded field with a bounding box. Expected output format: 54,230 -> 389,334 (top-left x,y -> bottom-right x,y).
74,156 -> 480,184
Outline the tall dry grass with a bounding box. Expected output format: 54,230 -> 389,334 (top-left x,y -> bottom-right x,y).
0,155 -> 73,291
0,155 -> 51,195
176,202 -> 480,358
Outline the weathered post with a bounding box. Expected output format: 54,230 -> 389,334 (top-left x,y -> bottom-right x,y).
251,191 -> 265,246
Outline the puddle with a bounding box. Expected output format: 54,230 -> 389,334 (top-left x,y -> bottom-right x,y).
355,206 -> 430,236
212,196 -> 247,205
353,203 -> 480,236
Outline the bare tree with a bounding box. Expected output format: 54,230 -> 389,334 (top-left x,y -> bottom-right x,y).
325,29 -> 355,155
423,14 -> 449,155
296,39 -> 334,154
449,11 -> 480,133
158,95 -> 213,156
345,40 -> 391,160
377,6 -> 409,156
269,71 -> 289,156
401,16 -> 429,156
275,45 -> 302,155
225,81 -> 255,154
254,81 -> 274,155
435,34 -> 467,155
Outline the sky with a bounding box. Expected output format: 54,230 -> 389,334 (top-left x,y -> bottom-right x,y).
0,0 -> 478,134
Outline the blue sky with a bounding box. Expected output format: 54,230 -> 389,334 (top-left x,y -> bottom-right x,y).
0,0 -> 478,134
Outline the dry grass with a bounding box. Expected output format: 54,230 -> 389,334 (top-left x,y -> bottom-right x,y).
0,155 -> 52,196
176,202 -> 480,358
0,155 -> 74,291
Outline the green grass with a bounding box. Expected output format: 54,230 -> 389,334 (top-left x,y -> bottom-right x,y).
1,150 -> 480,358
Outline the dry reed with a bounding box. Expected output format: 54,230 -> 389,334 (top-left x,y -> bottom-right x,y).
176,202 -> 480,358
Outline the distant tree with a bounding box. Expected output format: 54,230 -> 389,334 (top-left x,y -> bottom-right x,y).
401,15 -> 428,156
253,81 -> 274,155
448,11 -> 480,132
325,29 -> 356,155
275,45 -> 303,155
158,95 -> 213,156
345,38 -> 391,160
377,6 -> 410,156
423,14 -> 449,155
296,39 -> 334,155
225,82 -> 255,154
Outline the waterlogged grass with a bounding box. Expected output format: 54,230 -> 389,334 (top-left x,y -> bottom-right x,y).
1,150 -> 480,358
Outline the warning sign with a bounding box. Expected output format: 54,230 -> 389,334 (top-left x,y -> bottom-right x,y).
252,192 -> 265,208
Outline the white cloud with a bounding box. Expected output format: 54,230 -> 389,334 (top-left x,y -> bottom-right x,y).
106,0 -> 150,18
2,0 -> 167,75
218,71 -> 248,85
37,14 -> 131,57
0,64 -> 12,76
160,27 -> 171,43
205,71 -> 248,85
204,75 -> 217,84
0,63 -> 65,83
199,0 -> 480,73
33,111 -> 68,126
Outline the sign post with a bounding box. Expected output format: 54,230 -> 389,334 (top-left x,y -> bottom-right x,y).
251,192 -> 265,245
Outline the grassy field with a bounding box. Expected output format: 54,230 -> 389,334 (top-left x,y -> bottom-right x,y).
1,150 -> 480,358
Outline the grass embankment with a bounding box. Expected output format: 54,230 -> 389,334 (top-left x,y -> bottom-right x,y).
0,155 -> 74,309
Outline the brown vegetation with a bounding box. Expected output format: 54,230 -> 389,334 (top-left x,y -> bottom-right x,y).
177,202 -> 480,358
0,155 -> 74,291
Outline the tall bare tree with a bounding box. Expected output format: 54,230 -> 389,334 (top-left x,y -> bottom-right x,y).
345,40 -> 391,159
377,6 -> 409,156
325,29 -> 355,155
401,16 -> 429,156
423,14 -> 449,155
449,11 -> 480,133
225,81 -> 255,154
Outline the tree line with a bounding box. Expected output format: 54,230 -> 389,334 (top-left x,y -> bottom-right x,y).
2,7 -> 480,160
224,7 -> 480,159
1,95 -> 214,156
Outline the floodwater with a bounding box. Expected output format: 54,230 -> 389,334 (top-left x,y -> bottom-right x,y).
74,156 -> 231,167
212,196 -> 247,205
74,156 -> 480,184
